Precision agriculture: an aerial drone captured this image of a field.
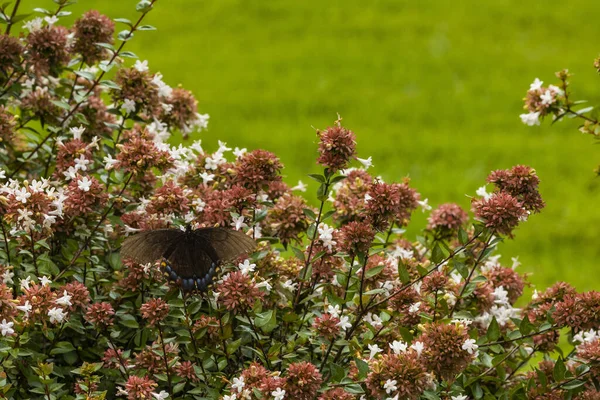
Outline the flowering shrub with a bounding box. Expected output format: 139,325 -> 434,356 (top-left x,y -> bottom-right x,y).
0,1 -> 597,399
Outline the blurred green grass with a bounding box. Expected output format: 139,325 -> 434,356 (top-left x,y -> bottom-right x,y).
22,0 -> 600,290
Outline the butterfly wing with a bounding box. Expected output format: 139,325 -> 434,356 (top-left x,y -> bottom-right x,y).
120,229 -> 184,265
193,227 -> 257,263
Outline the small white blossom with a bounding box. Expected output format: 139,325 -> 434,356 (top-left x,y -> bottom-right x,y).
337,315 -> 352,331
231,376 -> 245,393
77,176 -> 93,192
411,341 -> 424,357
256,279 -> 272,293
121,99 -> 136,115
69,125 -> 86,140
238,260 -> 256,275
368,343 -> 382,359
476,185 -> 492,200
0,319 -> 14,336
16,301 -> 32,317
20,276 -> 32,291
23,17 -> 43,32
74,154 -> 91,172
1,269 -> 14,285
217,140 -> 231,154
271,388 -> 285,400
231,216 -> 247,231
134,60 -> 149,72
389,340 -> 408,354
418,198 -> 432,212
408,302 -> 421,314
39,276 -> 52,286
151,391 -> 169,400
511,256 -> 521,269
383,379 -> 397,394
540,90 -> 554,106
450,271 -> 462,284
233,147 -> 247,158
44,15 -> 58,25
327,304 -> 341,318
531,289 -> 539,300
365,312 -> 383,328
493,286 -> 510,306
318,223 -> 336,251
282,280 -> 296,291
291,180 -> 307,192
223,395 -> 236,400
462,338 -> 478,355
48,307 -> 67,324
14,188 -> 31,204
200,172 -> 215,185
452,395 -> 468,400
529,78 -> 543,91
357,156 -> 373,169
520,111 -> 541,126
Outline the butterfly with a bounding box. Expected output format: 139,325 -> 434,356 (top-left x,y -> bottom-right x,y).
120,226 -> 257,292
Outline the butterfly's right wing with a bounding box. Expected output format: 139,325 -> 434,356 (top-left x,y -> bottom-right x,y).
120,229 -> 184,265
193,228 -> 257,263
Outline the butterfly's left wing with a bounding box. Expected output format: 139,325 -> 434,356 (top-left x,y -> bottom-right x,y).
192,227 -> 257,264
121,229 -> 184,265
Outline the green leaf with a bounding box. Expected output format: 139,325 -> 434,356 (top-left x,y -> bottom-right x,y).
117,30 -> 133,41
99,80 -> 120,90
307,173 -> 325,183
291,246 -> 305,262
355,358 -> 369,380
119,315 -> 139,329
431,243 -> 444,264
136,0 -> 153,12
316,183 -> 328,201
74,70 -> 96,81
487,317 -> 500,342
137,25 -> 156,31
303,208 -> 316,221
114,18 -> 132,26
519,315 -> 534,335
365,265 -> 385,279
344,384 -> 364,394
255,310 -> 277,333
329,363 -> 345,382
397,262 -> 411,284
553,358 -> 566,382
50,341 -> 76,355
226,338 -> 242,354
458,227 -> 468,245
119,51 -> 138,59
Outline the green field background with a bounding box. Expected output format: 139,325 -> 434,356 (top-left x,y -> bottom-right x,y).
20,0 -> 600,291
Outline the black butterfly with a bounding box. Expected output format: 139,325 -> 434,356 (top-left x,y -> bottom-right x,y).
121,226 -> 257,292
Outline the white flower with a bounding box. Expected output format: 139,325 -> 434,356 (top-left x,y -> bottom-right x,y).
56,290 -> 73,307
14,188 -> 31,204
451,395 -> 468,400
238,260 -> 256,275
16,301 -> 32,317
531,289 -> 539,300
23,17 -> 43,32
418,198 -> 432,212
450,271 -> 462,284
256,279 -> 272,293
151,391 -> 169,400
77,176 -> 92,192
529,78 -> 543,91
520,111 -> 541,126
0,169 -> 5,180
357,156 -> 373,169
383,379 -> 397,394
212,291 -> 220,303
48,307 -> 67,324
389,340 -> 408,354
327,304 -> 341,318
476,185 -> 492,200
20,276 -> 32,291
134,60 -> 149,72
365,312 -> 383,328
462,338 -> 478,355
291,180 -> 307,192
2,269 -> 14,285
368,343 -> 382,359
69,125 -> 86,140
573,329 -> 598,344
233,147 -> 247,158
231,376 -> 245,393
121,99 -> 136,115
385,396 -> 399,400
493,286 -> 510,306
271,388 -> 285,400
540,90 -> 554,106
282,280 -> 296,291
217,140 -> 231,154
231,216 -> 247,231
511,256 -> 521,269
103,154 -> 119,170
337,315 -> 352,331
410,341 -> 424,357
223,395 -> 236,400
0,319 -> 14,336
44,15 -> 58,25
39,276 -> 52,286
200,172 -> 215,185
74,154 -> 90,172
318,223 -> 336,251
408,302 -> 421,314
390,246 -> 413,261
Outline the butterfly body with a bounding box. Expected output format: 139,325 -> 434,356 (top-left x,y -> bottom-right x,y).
121,227 -> 256,292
